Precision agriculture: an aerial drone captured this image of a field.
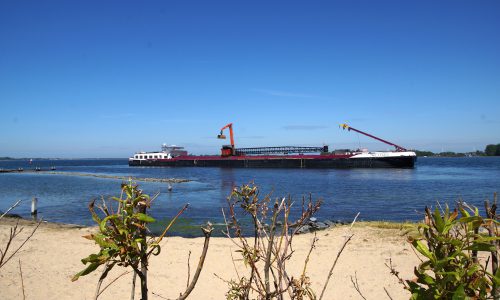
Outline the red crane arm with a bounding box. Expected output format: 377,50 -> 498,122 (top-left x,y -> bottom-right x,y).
340,124 -> 407,152
219,123 -> 235,147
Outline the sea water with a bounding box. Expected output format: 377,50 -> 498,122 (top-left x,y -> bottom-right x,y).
0,157 -> 499,236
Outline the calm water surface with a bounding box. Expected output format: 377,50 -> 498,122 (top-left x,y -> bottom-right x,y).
1,157 -> 499,236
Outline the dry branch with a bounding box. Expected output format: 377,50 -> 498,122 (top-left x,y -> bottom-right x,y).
19,259 -> 25,300
222,183 -> 322,299
177,223 -> 213,300
0,219 -> 42,269
0,199 -> 22,220
319,212 -> 359,300
350,272 -> 366,300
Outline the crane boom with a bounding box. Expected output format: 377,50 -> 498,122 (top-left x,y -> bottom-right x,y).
217,123 -> 236,156
340,123 -> 407,152
218,123 -> 235,147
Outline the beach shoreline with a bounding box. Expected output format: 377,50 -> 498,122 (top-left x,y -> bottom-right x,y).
0,217 -> 419,299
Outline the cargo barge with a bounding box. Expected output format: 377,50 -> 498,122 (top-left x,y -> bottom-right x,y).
128,124 -> 416,169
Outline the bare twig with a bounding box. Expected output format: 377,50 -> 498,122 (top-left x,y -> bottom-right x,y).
264,200 -> 282,296
384,287 -> 394,300
94,263 -> 113,299
302,232 -> 318,278
350,272 -> 367,300
94,270 -> 133,298
229,249 -> 240,280
95,272 -> 105,299
130,265 -> 146,297
139,204 -> 149,300
224,184 -> 322,299
186,250 -> 191,289
0,219 -> 42,269
0,199 -> 22,220
19,259 -> 25,300
385,258 -> 408,290
319,212 -> 359,300
130,272 -> 137,300
149,191 -> 161,205
151,291 -> 168,299
147,204 -> 189,257
177,223 -> 213,300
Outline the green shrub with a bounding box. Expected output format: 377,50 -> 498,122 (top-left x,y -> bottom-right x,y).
400,202 -> 500,299
73,182 -> 212,300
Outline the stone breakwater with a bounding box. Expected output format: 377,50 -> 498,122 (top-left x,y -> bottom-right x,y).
44,171 -> 191,183
0,170 -> 190,183
295,217 -> 349,234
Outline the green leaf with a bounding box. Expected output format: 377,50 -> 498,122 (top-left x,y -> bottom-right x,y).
99,215 -> 119,232
92,233 -> 117,249
416,272 -> 435,285
466,264 -> 481,277
435,257 -> 454,271
443,222 -> 455,235
451,284 -> 465,300
459,216 -> 481,223
459,206 -> 470,218
419,260 -> 433,270
464,242 -> 496,252
111,196 -> 123,203
149,244 -> 161,256
72,262 -> 101,281
413,240 -> 434,261
134,213 -> 156,223
493,265 -> 500,286
98,249 -> 114,262
81,253 -> 101,264
433,207 -> 445,233
459,215 -> 483,229
475,236 -> 500,243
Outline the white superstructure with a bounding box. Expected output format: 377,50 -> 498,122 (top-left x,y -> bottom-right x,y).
129,144 -> 188,161
350,151 -> 417,159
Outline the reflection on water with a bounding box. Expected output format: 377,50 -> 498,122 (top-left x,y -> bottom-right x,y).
0,157 -> 499,236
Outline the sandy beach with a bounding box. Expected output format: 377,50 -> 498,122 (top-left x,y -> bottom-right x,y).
0,218 -> 420,299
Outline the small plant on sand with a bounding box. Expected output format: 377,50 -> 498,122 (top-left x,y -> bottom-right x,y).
0,200 -> 41,270
0,200 -> 41,298
219,183 -> 356,300
73,182 -> 212,300
391,194 -> 500,299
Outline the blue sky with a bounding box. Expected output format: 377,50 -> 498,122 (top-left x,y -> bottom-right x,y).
1,1 -> 499,157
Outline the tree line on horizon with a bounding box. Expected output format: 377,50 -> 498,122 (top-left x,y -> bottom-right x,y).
484,144 -> 500,156
416,143 -> 500,157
